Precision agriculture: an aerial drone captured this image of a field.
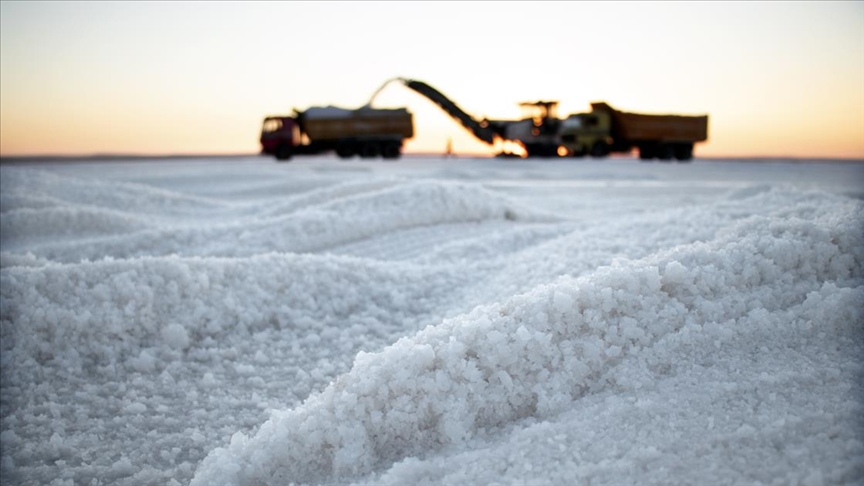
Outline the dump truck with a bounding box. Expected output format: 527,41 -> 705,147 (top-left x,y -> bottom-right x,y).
260,106 -> 414,161
558,102 -> 709,161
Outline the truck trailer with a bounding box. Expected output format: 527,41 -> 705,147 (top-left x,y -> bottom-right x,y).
559,102 -> 709,161
260,106 -> 414,161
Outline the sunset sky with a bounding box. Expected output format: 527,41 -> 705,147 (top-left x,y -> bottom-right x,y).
1,1 -> 862,159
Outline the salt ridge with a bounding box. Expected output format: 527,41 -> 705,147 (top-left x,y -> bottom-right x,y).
190,201 -> 863,485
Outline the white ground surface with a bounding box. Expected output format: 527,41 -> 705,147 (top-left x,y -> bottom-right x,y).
1,155 -> 863,486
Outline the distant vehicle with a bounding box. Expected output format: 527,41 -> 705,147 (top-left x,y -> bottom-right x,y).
558,102 -> 708,161
260,106 -> 414,161
374,77 -> 709,160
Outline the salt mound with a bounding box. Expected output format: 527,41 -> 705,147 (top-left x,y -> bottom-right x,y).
0,253 -> 464,371
0,193 -> 63,212
254,179 -> 403,219
0,252 -> 52,269
190,200 -> 864,485
0,206 -> 148,246
14,180 -> 549,263
0,167 -> 224,217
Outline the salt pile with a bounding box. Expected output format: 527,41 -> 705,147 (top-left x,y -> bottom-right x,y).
0,159 -> 861,486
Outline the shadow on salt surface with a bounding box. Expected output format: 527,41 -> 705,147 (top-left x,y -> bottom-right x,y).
324,220 -> 571,263
425,160 -> 664,183
0,206 -> 150,250
308,164 -> 376,174
6,179 -> 554,264
0,167 -> 227,217
190,199 -> 864,486
251,179 -> 404,219
485,179 -> 746,189
0,252 -> 52,269
180,177 -> 343,203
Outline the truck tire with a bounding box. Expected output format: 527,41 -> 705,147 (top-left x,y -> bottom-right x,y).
525,144 -> 559,158
359,143 -> 380,159
381,143 -> 401,160
590,142 -> 610,158
523,144 -> 540,158
336,144 -> 356,159
570,148 -> 587,158
275,145 -> 292,161
674,144 -> 693,162
638,145 -> 655,161
656,144 -> 675,161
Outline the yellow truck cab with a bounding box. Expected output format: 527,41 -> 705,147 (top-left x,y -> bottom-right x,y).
559,110 -> 613,157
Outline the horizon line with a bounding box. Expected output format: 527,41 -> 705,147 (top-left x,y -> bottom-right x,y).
1,152 -> 863,164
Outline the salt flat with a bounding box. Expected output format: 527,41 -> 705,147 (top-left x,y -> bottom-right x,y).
1,155 -> 862,486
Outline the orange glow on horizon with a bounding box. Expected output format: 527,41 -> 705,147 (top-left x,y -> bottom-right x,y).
1,2 -> 862,161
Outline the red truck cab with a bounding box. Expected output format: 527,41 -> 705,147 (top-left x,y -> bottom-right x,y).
260,116 -> 300,160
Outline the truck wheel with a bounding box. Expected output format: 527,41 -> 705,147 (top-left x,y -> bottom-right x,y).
674,144 -> 693,162
639,145 -> 655,161
590,142 -> 610,158
336,144 -> 355,159
525,144 -> 558,158
359,143 -> 379,159
275,145 -> 292,161
382,143 -> 401,160
656,144 -> 675,161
